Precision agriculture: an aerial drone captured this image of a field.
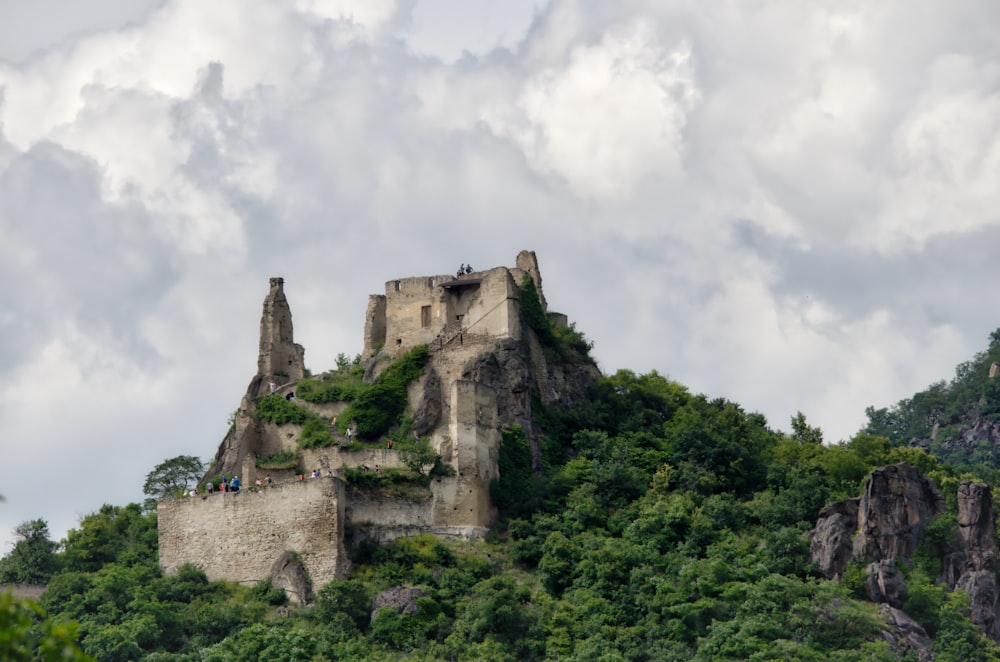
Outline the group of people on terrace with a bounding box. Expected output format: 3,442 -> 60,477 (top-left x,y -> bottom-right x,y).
456,263 -> 474,278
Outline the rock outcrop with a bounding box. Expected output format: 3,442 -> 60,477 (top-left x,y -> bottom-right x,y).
809,498 -> 859,580
877,605 -> 933,662
370,585 -> 428,623
865,560 -> 908,608
953,481 -> 999,639
270,550 -> 312,605
852,463 -> 945,562
812,464 -> 1000,642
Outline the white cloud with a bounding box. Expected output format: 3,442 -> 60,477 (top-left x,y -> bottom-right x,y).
2,0 -> 1000,553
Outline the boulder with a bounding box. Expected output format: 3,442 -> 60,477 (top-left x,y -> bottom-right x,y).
809,498 -> 859,580
864,560 -> 908,608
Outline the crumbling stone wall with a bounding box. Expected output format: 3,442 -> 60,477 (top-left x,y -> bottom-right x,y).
258,277 -> 305,388
159,479 -> 347,589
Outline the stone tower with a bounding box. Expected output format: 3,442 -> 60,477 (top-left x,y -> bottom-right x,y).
257,277 -> 305,387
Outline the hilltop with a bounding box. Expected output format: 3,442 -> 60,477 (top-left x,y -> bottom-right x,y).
4,253 -> 1000,660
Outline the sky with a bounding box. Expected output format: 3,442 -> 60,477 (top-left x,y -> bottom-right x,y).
0,0 -> 998,554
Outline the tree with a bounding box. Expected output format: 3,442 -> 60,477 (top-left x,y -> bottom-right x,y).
0,519 -> 59,584
400,438 -> 441,476
0,592 -> 94,661
142,455 -> 205,504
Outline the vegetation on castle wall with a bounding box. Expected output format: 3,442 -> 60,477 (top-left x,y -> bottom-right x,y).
344,467 -> 432,499
255,394 -> 310,425
296,354 -> 366,403
255,450 -> 298,470
520,274 -> 593,362
337,345 -> 429,440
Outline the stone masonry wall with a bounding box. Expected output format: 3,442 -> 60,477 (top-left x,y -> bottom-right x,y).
159,479 -> 347,589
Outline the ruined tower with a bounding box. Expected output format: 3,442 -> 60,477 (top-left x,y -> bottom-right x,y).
257,277 -> 305,386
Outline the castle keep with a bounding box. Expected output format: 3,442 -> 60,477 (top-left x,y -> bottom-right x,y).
158,251 -> 599,600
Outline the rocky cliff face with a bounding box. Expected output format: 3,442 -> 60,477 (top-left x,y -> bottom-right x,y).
952,481 -> 999,639
852,463 -> 946,562
810,463 -> 1000,643
809,498 -> 859,581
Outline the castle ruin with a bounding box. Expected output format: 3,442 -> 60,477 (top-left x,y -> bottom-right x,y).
158,250 -> 599,600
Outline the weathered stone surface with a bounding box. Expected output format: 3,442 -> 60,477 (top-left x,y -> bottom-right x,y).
412,368 -> 442,436
864,560 -> 908,608
852,463 -> 946,562
370,586 -> 428,623
809,498 -> 859,580
270,550 -> 312,605
957,481 -> 998,571
257,277 -> 305,389
877,604 -> 933,662
954,481 -> 999,640
159,479 -> 347,590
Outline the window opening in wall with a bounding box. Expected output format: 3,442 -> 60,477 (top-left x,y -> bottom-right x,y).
397,338 -> 402,346
395,280 -> 401,291
421,305 -> 431,328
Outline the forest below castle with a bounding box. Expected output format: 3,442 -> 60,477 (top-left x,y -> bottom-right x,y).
7,329 -> 1000,660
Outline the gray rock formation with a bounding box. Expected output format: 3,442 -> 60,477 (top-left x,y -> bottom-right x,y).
411,368 -> 443,436
270,550 -> 312,605
865,560 -> 908,608
370,585 -> 428,624
877,605 -> 933,662
852,463 -> 946,562
258,277 -> 305,390
953,481 -> 999,639
809,498 -> 859,580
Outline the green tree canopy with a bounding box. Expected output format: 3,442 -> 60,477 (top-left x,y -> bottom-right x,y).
0,519 -> 59,584
142,455 -> 205,503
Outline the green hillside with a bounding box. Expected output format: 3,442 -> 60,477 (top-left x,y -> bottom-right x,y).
5,356 -> 1000,659
866,328 -> 1000,476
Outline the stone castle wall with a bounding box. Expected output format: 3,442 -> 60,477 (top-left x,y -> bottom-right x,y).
159,479 -> 347,588
365,266 -> 522,361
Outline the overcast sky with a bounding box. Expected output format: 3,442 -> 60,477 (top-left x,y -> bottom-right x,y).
1,0 -> 998,554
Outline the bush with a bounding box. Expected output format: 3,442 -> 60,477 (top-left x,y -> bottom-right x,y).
255,395 -> 310,425
299,418 -> 336,450
256,451 -> 298,470
338,346 -> 429,439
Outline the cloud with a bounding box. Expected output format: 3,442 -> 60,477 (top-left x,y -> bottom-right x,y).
1,0 -> 999,553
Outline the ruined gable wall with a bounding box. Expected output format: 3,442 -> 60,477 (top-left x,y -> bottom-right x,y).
458,269 -> 520,342
384,275 -> 451,354
159,479 -> 347,589
362,294 -> 387,359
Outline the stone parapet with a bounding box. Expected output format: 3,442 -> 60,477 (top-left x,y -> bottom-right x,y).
158,478 -> 346,590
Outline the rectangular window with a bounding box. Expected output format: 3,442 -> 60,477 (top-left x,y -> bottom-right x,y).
421,305 -> 431,328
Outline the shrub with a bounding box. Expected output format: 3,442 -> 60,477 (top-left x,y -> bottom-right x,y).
299,418 -> 336,450
338,346 -> 429,439
255,395 -> 309,425
256,451 -> 298,470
